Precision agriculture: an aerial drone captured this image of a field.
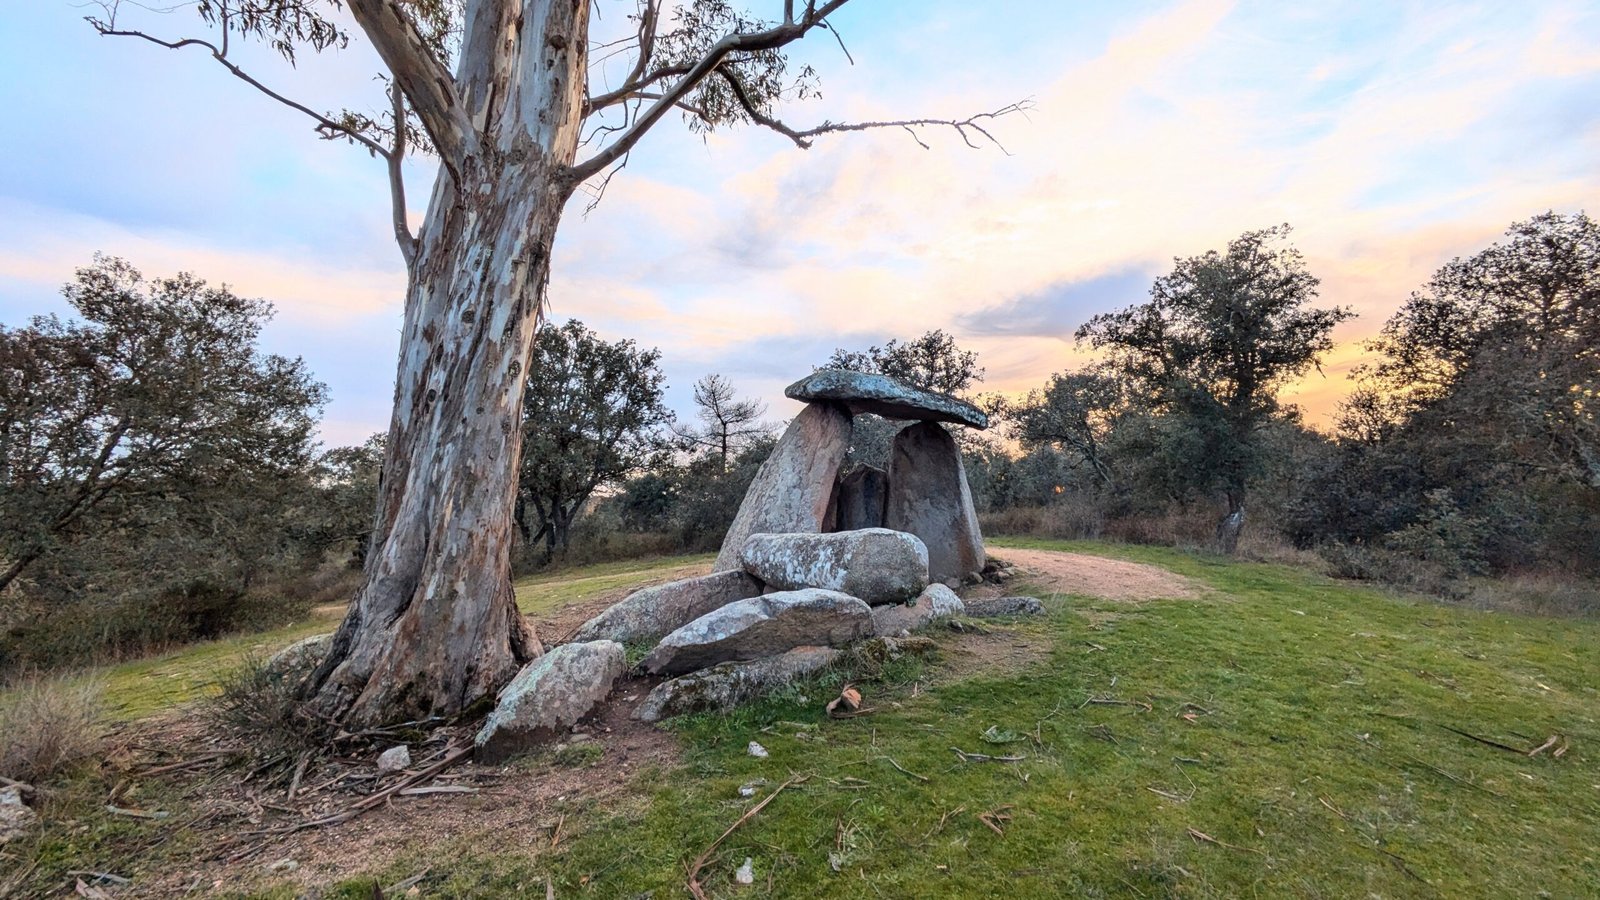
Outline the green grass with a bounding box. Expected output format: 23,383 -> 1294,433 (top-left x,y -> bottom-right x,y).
329,538 -> 1600,898
513,553 -> 713,617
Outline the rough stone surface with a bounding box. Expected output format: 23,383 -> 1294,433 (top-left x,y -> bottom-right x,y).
835,465 -> 889,531
871,583 -> 966,636
632,646 -> 841,722
642,589 -> 873,676
571,570 -> 764,646
964,596 -> 1047,617
475,641 -> 626,762
0,787 -> 35,846
714,403 -> 852,571
264,632 -> 333,681
885,422 -> 987,583
785,369 -> 989,430
376,745 -> 411,773
739,529 -> 929,605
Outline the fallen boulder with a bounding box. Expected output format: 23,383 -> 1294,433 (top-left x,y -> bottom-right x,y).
835,465 -> 889,531
740,528 -> 928,605
642,589 -> 873,676
885,421 -> 986,584
964,596 -> 1046,617
714,403 -> 852,571
475,641 -> 626,763
263,632 -> 333,681
571,570 -> 764,646
785,369 -> 989,429
633,646 -> 841,722
871,583 -> 965,636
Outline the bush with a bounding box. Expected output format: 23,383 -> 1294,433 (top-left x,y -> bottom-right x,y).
204,656 -> 333,772
0,675 -> 106,784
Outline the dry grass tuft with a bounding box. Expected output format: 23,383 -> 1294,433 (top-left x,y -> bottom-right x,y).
0,674 -> 106,784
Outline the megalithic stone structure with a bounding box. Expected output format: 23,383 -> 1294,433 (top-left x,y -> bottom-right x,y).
885,420 -> 987,584
713,402 -> 852,571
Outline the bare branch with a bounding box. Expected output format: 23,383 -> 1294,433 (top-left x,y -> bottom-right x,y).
87,19 -> 392,160
388,83 -> 418,267
585,64 -> 692,116
346,0 -> 472,184
717,64 -> 1032,153
568,0 -> 853,184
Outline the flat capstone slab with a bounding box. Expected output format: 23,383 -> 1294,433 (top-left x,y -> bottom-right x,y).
784,369 -> 989,430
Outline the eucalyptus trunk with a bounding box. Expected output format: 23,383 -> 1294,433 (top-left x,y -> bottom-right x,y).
307,0 -> 590,725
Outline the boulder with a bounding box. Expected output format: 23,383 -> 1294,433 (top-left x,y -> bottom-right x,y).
571,570 -> 764,646
785,369 -> 989,430
633,646 -> 841,722
0,786 -> 35,846
834,465 -> 889,531
264,632 -> 333,681
885,422 -> 987,583
964,596 -> 1046,617
642,589 -> 873,676
376,745 -> 411,773
475,641 -> 626,763
871,583 -> 965,636
739,529 -> 928,605
713,403 -> 852,571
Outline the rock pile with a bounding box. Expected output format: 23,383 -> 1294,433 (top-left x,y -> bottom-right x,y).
475,371 -> 1000,754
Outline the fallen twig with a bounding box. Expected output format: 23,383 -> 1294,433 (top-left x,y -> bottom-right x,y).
1526,734 -> 1563,758
920,805 -> 966,842
687,775 -> 807,900
550,812 -> 565,849
1186,827 -> 1264,855
951,747 -> 1026,763
1079,696 -> 1154,713
1438,724 -> 1526,755
880,756 -> 930,783
399,785 -> 479,797
238,744 -> 472,838
134,750 -> 240,778
976,805 -> 1014,836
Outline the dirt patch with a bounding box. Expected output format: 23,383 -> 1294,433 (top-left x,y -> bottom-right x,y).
990,548 -> 1200,602
933,625 -> 1052,681
117,681 -> 679,897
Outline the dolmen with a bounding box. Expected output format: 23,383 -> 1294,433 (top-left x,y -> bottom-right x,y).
475,370 -> 1002,756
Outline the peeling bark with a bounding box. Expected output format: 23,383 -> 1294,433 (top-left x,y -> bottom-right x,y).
306,0 -> 591,726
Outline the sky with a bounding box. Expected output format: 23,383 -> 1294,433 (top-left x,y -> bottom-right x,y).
1,0 -> 1597,445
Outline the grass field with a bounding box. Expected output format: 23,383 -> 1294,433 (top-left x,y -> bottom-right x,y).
329,539 -> 1600,898
5,541 -> 1597,898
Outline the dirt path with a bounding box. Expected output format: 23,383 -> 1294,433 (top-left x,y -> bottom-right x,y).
989,548 -> 1201,601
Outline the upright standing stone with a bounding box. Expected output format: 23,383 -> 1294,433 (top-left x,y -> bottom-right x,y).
885,422 -> 986,584
835,465 -> 888,531
713,403 -> 851,571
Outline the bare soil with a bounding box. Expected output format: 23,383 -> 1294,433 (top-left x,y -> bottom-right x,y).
990,548 -> 1201,602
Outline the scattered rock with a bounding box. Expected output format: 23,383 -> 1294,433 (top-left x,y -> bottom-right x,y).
475,641 -> 627,763
834,465 -> 889,531
784,369 -> 989,430
981,558 -> 1019,584
642,590 -> 873,676
885,422 -> 986,584
747,741 -> 769,759
376,745 -> 411,773
633,646 -> 842,722
263,632 -> 334,681
266,858 -> 299,874
571,570 -> 765,646
739,528 -> 929,605
871,583 -> 966,636
713,403 -> 852,571
0,786 -> 36,846
736,858 -> 755,885
964,596 -> 1047,617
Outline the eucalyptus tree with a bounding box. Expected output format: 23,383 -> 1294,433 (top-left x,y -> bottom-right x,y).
85,0 -> 1021,723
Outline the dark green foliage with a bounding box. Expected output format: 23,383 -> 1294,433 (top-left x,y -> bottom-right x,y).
516,320 -> 675,561
0,257 -> 329,671
1078,225 -> 1354,551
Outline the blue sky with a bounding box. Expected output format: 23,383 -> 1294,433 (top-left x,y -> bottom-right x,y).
2,0 -> 1597,444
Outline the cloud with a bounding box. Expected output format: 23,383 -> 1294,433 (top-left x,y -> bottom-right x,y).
958,268 -> 1157,339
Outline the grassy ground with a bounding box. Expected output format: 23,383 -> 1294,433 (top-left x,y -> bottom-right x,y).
7,542 -> 1598,898
327,538 -> 1600,898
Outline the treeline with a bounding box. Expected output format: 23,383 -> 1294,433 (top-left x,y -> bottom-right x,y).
3,212 -> 1594,670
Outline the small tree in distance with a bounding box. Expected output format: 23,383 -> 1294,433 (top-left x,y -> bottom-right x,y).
676,374 -> 769,471
1078,225 -> 1354,553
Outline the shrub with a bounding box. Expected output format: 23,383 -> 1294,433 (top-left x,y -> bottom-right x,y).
0,674 -> 106,784
204,656 -> 333,772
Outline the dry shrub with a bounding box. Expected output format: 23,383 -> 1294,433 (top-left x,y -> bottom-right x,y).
204,656 -> 333,772
0,674 -> 106,784
1458,573 -> 1600,617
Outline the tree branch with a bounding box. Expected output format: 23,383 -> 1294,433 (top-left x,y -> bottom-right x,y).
346,0 -> 472,184
387,82 -> 418,267
568,0 -> 854,184
87,20 -> 391,160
